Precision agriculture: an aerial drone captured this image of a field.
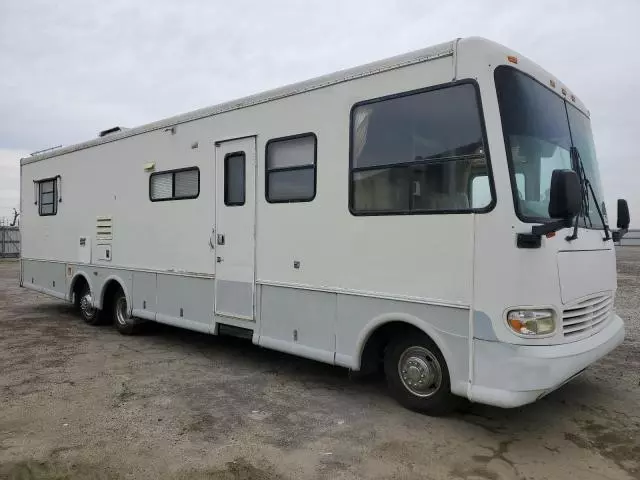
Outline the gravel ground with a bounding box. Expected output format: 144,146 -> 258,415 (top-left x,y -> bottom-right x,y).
0,251 -> 638,480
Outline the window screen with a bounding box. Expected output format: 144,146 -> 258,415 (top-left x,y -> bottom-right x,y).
174,169 -> 199,198
150,167 -> 199,201
350,83 -> 492,214
266,134 -> 316,202
37,178 -> 57,216
224,152 -> 246,206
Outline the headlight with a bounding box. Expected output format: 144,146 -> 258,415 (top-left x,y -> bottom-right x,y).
507,309 -> 555,336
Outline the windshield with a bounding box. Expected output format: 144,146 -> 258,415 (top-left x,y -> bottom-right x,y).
495,66 -> 606,228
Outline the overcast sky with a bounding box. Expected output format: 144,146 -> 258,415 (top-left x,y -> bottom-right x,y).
1,0 -> 638,225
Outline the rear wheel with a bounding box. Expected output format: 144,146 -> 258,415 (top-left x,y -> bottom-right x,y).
112,290 -> 142,335
384,332 -> 458,415
78,285 -> 102,325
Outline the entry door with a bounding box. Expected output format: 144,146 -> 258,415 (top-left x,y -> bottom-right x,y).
214,137 -> 256,320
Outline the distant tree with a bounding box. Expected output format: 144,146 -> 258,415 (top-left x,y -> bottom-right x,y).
10,208 -> 19,227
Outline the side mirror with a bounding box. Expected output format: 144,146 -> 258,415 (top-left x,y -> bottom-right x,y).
617,199 -> 630,230
548,169 -> 581,219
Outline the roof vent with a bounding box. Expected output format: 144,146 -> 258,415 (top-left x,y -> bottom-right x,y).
98,126 -> 127,138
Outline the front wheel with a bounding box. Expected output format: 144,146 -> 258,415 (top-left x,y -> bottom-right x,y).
384,332 -> 458,415
112,291 -> 142,335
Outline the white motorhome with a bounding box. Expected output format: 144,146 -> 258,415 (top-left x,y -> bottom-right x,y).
20,37 -> 629,414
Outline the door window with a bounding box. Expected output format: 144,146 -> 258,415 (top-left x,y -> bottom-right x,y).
224,152 -> 246,206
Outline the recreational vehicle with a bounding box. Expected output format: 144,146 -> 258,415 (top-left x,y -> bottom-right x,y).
19,37 -> 630,414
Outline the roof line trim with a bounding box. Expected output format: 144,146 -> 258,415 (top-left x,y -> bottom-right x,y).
22,41 -> 454,166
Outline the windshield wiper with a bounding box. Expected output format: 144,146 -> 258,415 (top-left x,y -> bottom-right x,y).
565,146 -> 611,241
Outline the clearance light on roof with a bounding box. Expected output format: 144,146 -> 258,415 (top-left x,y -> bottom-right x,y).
550,80 -> 556,88
507,55 -> 518,64
571,95 -> 576,102
561,88 -> 567,96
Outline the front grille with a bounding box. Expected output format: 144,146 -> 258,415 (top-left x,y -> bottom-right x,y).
562,293 -> 613,338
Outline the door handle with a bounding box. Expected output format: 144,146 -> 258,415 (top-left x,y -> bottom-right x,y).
209,229 -> 215,249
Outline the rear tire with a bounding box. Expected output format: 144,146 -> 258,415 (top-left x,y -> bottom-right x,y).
78,285 -> 102,325
384,332 -> 458,416
112,290 -> 142,335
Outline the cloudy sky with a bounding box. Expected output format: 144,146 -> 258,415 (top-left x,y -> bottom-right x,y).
1,0 -> 638,225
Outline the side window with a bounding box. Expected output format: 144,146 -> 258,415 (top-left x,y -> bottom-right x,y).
150,167 -> 199,201
224,152 -> 246,206
350,83 -> 492,214
37,178 -> 58,216
471,176 -> 491,209
265,134 -> 316,203
515,172 -> 526,200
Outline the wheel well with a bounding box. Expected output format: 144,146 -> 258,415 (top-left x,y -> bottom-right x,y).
359,322 -> 426,376
101,280 -> 124,314
71,276 -> 89,305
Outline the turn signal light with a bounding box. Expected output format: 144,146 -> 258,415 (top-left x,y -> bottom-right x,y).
507,309 -> 555,336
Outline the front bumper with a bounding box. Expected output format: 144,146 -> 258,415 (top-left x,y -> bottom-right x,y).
468,314 -> 625,408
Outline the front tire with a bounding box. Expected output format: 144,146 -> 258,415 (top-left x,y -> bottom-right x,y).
384,332 -> 458,415
112,291 -> 142,335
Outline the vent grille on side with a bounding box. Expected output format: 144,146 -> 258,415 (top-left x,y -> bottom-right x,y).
96,216 -> 113,241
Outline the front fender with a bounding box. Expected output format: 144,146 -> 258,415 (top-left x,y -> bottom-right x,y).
352,310 -> 470,397
354,312 -> 457,372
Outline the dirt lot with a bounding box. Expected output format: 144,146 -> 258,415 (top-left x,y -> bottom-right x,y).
0,251 -> 639,480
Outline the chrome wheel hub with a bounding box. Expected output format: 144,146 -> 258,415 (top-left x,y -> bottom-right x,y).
398,346 -> 442,397
80,292 -> 96,319
115,297 -> 128,326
